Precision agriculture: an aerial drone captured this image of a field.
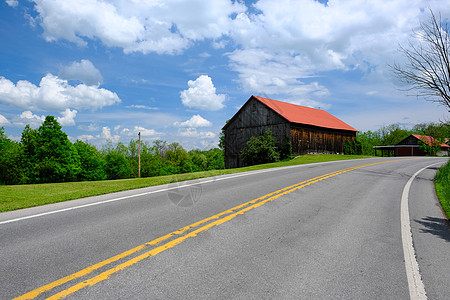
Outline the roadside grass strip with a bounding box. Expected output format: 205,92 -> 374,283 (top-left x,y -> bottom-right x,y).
14,159 -> 412,299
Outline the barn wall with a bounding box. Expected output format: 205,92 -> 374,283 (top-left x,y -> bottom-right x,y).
290,125 -> 356,155
224,98 -> 290,168
397,135 -> 419,146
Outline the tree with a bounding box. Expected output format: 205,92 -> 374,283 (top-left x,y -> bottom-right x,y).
0,127 -> 27,185
240,130 -> 280,166
74,140 -> 106,181
391,10 -> 450,113
104,151 -> 131,179
34,116 -> 81,183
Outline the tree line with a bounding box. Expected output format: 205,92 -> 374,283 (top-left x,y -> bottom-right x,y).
1,116 -> 448,185
0,116 -> 224,185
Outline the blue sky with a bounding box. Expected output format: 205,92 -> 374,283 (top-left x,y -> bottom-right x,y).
1,0 -> 449,150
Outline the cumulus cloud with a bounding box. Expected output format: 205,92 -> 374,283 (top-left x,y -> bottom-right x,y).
77,134 -> 94,142
0,74 -> 121,111
58,59 -> 103,86
57,108 -> 77,126
100,126 -> 120,143
226,0 -> 450,101
174,114 -> 212,128
121,126 -> 160,137
0,114 -> 10,126
178,128 -> 216,138
180,75 -> 225,111
6,0 -> 18,7
13,111 -> 45,128
30,0 -> 246,54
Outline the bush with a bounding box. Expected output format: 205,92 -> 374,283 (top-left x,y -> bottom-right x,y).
240,130 -> 280,166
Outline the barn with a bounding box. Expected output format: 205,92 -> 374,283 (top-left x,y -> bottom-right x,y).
223,95 -> 358,168
374,134 -> 450,156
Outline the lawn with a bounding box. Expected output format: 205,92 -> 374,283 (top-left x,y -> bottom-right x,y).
0,154 -> 372,212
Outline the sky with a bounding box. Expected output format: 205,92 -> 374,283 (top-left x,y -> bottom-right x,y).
1,0 -> 449,150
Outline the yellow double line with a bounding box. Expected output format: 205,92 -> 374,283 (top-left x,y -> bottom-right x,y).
15,159 -> 403,299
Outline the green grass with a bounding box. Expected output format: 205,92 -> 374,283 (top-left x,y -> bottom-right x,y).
0,154 -> 372,212
435,160 -> 450,219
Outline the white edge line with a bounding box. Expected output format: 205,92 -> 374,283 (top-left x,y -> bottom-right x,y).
0,157 -> 421,226
401,162 -> 441,300
0,161 -> 322,225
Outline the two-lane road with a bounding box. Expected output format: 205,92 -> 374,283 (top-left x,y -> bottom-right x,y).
1,157 -> 449,299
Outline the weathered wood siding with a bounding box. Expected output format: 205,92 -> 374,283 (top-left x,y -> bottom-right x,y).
397,135 -> 419,145
224,97 -> 290,168
290,125 -> 356,155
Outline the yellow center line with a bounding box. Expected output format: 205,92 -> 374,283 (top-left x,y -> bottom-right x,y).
14,158 -> 415,299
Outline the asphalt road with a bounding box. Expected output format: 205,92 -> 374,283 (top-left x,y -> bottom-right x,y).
1,157 -> 449,299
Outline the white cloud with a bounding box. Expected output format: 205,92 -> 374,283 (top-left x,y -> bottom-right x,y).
31,0 -> 246,54
180,75 -> 225,110
174,114 -> 212,128
77,123 -> 99,131
0,114 -> 10,126
6,0 -> 18,7
99,126 -> 120,143
121,126 -> 160,137
58,59 -> 103,86
77,134 -> 94,142
0,74 -> 121,111
57,108 -> 77,126
13,111 -> 45,128
126,104 -> 159,110
178,128 -> 215,138
225,0 -> 450,102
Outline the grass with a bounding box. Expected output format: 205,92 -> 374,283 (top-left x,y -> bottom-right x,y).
0,154 -> 372,212
435,160 -> 450,219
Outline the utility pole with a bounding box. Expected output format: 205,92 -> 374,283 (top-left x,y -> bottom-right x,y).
138,131 -> 141,178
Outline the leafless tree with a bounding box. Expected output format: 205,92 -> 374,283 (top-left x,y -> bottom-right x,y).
391,10 -> 450,113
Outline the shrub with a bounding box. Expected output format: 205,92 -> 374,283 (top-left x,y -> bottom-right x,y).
240,130 -> 280,166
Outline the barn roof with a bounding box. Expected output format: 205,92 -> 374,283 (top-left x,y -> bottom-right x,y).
252,95 -> 358,132
410,134 -> 450,148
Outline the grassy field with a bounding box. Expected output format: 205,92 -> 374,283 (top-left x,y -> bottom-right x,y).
0,154 -> 372,212
435,160 -> 450,219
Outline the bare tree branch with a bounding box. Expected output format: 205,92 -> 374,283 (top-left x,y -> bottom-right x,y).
390,10 -> 450,112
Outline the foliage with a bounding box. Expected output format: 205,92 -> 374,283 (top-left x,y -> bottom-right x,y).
0,127 -> 27,185
417,138 -> 442,156
74,140 -> 106,181
240,130 -> 280,166
344,138 -> 362,155
435,161 -> 450,219
279,136 -> 293,160
391,10 -> 450,112
104,151 -> 131,180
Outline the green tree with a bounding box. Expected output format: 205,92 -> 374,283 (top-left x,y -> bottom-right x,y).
104,151 -> 131,179
0,127 -> 27,185
205,148 -> 225,170
74,140 -> 106,181
33,116 -> 81,183
240,130 -> 280,166
165,142 -> 190,173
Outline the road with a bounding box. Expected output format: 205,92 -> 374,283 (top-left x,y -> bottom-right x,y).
1,157 -> 449,299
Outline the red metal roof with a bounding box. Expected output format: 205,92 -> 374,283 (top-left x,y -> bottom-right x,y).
412,134 -> 450,148
253,95 -> 358,132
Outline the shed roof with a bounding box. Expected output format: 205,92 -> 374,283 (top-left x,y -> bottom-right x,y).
252,95 -> 357,132
410,134 -> 450,148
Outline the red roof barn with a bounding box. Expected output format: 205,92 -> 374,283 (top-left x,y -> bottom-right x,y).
223,95 -> 358,168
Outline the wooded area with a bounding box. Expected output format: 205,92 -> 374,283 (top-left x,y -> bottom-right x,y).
0,116 -> 224,185
0,116 -> 448,185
